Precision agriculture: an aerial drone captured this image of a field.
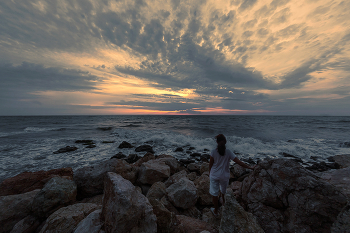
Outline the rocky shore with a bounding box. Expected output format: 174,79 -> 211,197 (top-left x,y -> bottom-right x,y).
0,142 -> 349,233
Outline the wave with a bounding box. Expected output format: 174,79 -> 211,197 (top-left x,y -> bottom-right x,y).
24,127 -> 65,132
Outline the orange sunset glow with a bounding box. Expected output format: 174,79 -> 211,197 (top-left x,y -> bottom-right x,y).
1,0 -> 350,115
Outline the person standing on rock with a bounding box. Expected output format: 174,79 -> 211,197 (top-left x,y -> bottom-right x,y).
209,134 -> 255,217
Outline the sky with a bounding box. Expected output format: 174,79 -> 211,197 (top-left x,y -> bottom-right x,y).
1,0 -> 350,115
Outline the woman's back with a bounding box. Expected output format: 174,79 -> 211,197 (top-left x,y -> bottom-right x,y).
209,148 -> 236,180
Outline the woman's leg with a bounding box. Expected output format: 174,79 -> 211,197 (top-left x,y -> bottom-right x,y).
212,196 -> 219,214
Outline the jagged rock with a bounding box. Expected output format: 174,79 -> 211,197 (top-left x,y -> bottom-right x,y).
166,178 -> 198,209
331,154 -> 350,168
138,160 -> 170,185
133,152 -> 155,166
78,194 -> 103,206
161,196 -> 180,215
179,158 -> 195,165
201,208 -> 222,230
175,147 -> 184,152
165,170 -> 188,188
73,158 -> 137,198
321,166 -> 350,199
190,152 -> 201,157
240,159 -> 348,233
157,157 -> 180,175
31,177 -> 77,219
110,152 -> 126,159
182,206 -> 201,219
187,163 -> 201,173
0,167 -> 73,196
53,146 -> 78,154
230,181 -> 242,192
331,203 -> 350,233
200,162 -> 209,175
102,172 -> 157,233
175,215 -> 218,233
9,215 -> 41,233
194,174 -> 212,206
74,209 -> 102,233
0,189 -> 40,233
187,172 -> 197,181
146,181 -> 167,201
231,164 -> 250,179
118,141 -> 133,148
125,154 -> 141,164
148,198 -> 178,233
219,189 -> 264,233
39,203 -> 100,233
75,140 -> 94,144
135,145 -> 154,153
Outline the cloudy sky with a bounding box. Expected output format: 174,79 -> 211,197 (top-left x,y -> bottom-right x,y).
1,0 -> 349,115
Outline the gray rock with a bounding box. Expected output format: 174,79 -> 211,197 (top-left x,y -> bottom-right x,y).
74,209 -> 102,233
187,163 -> 201,173
219,189 -> 264,233
39,203 -> 100,233
194,174 -> 212,206
164,170 -> 187,188
138,160 -> 170,185
9,215 -> 41,233
146,181 -> 167,201
148,198 -> 177,233
332,154 -> 350,168
331,203 -> 350,233
135,145 -> 154,153
321,166 -> 350,199
0,190 -> 40,233
175,215 -> 218,233
157,157 -> 180,175
32,177 -> 77,219
166,178 -> 198,209
102,172 -> 157,233
200,162 -> 209,175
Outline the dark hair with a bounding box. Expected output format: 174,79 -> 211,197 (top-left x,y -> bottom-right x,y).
215,134 -> 226,156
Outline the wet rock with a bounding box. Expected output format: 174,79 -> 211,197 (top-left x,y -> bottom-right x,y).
97,126 -> 113,131
0,189 -> 40,233
306,161 -> 340,172
135,145 -> 154,153
9,215 -> 41,233
240,159 -> 348,233
118,141 -> 133,148
125,153 -> 140,164
166,178 -> 198,209
321,166 -> 350,199
110,152 -> 126,159
164,170 -> 188,188
146,181 -> 167,201
194,174 -> 212,206
53,146 -> 78,154
31,177 -> 77,219
138,160 -> 170,185
339,142 -> 350,148
175,147 -> 184,152
102,140 -> 115,143
75,140 -> 94,144
102,172 -> 157,233
74,158 -> 137,198
39,203 -> 100,233
133,152 -> 155,167
331,203 -> 350,233
0,167 -> 73,196
187,163 -> 201,173
190,152 -> 201,157
73,209 -> 102,233
175,215 -> 218,233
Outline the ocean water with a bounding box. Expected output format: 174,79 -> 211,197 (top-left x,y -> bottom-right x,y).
1,115 -> 350,182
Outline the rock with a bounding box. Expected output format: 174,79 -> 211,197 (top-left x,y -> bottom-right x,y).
339,142 -> 350,148
75,140 -> 94,144
157,157 -> 180,175
161,196 -> 180,215
86,144 -> 96,148
74,158 -> 137,198
201,154 -> 211,162
331,203 -> 350,233
135,145 -> 154,153
201,207 -> 221,230
110,152 -> 126,159
9,215 -> 41,233
0,167 -> 73,196
97,126 -> 113,131
320,166 -> 350,199
175,147 -> 183,152
125,154 -> 140,164
306,161 -> 340,172
332,154 -> 350,168
148,198 -> 178,233
0,189 -> 40,233
31,177 -> 77,219
102,172 -> 157,233
190,152 -> 201,157
240,159 -> 348,233
39,203 -> 100,233
230,181 -> 242,192
175,215 -> 218,233
74,209 -> 102,233
78,194 -> 104,206
146,181 -> 167,201
231,164 -> 250,179
194,174 -> 212,206
187,163 -> 201,173
140,184 -> 152,196
179,158 -> 195,165
53,146 -> 78,154
138,160 -> 170,185
133,152 -> 155,166
165,170 -> 188,188
187,172 -> 197,181
182,206 -> 201,219
118,141 -> 133,148
102,140 -> 115,143
219,189 -> 264,233
166,178 -> 198,209
200,162 -> 209,175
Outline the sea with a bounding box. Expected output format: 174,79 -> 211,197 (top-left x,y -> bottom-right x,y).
1,115 -> 350,182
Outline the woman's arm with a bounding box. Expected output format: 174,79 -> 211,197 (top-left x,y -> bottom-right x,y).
209,156 -> 214,175
233,157 -> 256,170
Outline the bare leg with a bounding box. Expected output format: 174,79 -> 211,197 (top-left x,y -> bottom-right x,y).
222,194 -> 225,206
212,196 -> 219,214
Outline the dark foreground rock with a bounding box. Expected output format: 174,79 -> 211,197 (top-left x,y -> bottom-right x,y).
321,166 -> 350,199
0,167 -> 73,196
239,159 -> 348,233
331,203 -> 350,233
102,172 -> 157,233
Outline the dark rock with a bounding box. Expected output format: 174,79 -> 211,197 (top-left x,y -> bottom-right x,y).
306,161 -> 340,172
110,152 -> 126,159
75,140 -> 94,144
186,150 -> 192,154
125,154 -> 141,164
310,156 -> 318,161
175,147 -> 184,152
53,146 -> 78,154
188,147 -> 195,150
190,152 -> 201,157
102,141 -> 115,143
327,156 -> 335,162
118,141 -> 133,148
179,158 -> 195,165
97,126 -> 113,131
331,203 -> 350,232
339,142 -> 350,148
201,154 -> 210,161
135,145 -> 154,153
279,152 -> 298,158
203,148 -> 209,152
86,144 -> 96,148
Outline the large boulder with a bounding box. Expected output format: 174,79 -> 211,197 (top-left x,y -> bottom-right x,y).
194,174 -> 212,205
102,172 -> 157,233
31,177 -> 77,219
9,215 -> 41,233
146,181 -> 167,201
148,198 -> 178,233
164,170 -> 187,188
331,154 -> 350,168
321,166 -> 350,199
73,158 -> 137,198
0,168 -> 73,196
331,203 -> 350,233
240,159 -> 348,233
219,189 -> 264,233
0,189 -> 40,233
73,209 -> 102,233
200,162 -> 209,175
135,145 -> 154,153
157,157 -> 180,175
166,178 -> 198,209
138,160 -> 170,185
187,163 -> 201,173
175,215 -> 218,233
133,152 -> 155,166
39,203 -> 100,233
